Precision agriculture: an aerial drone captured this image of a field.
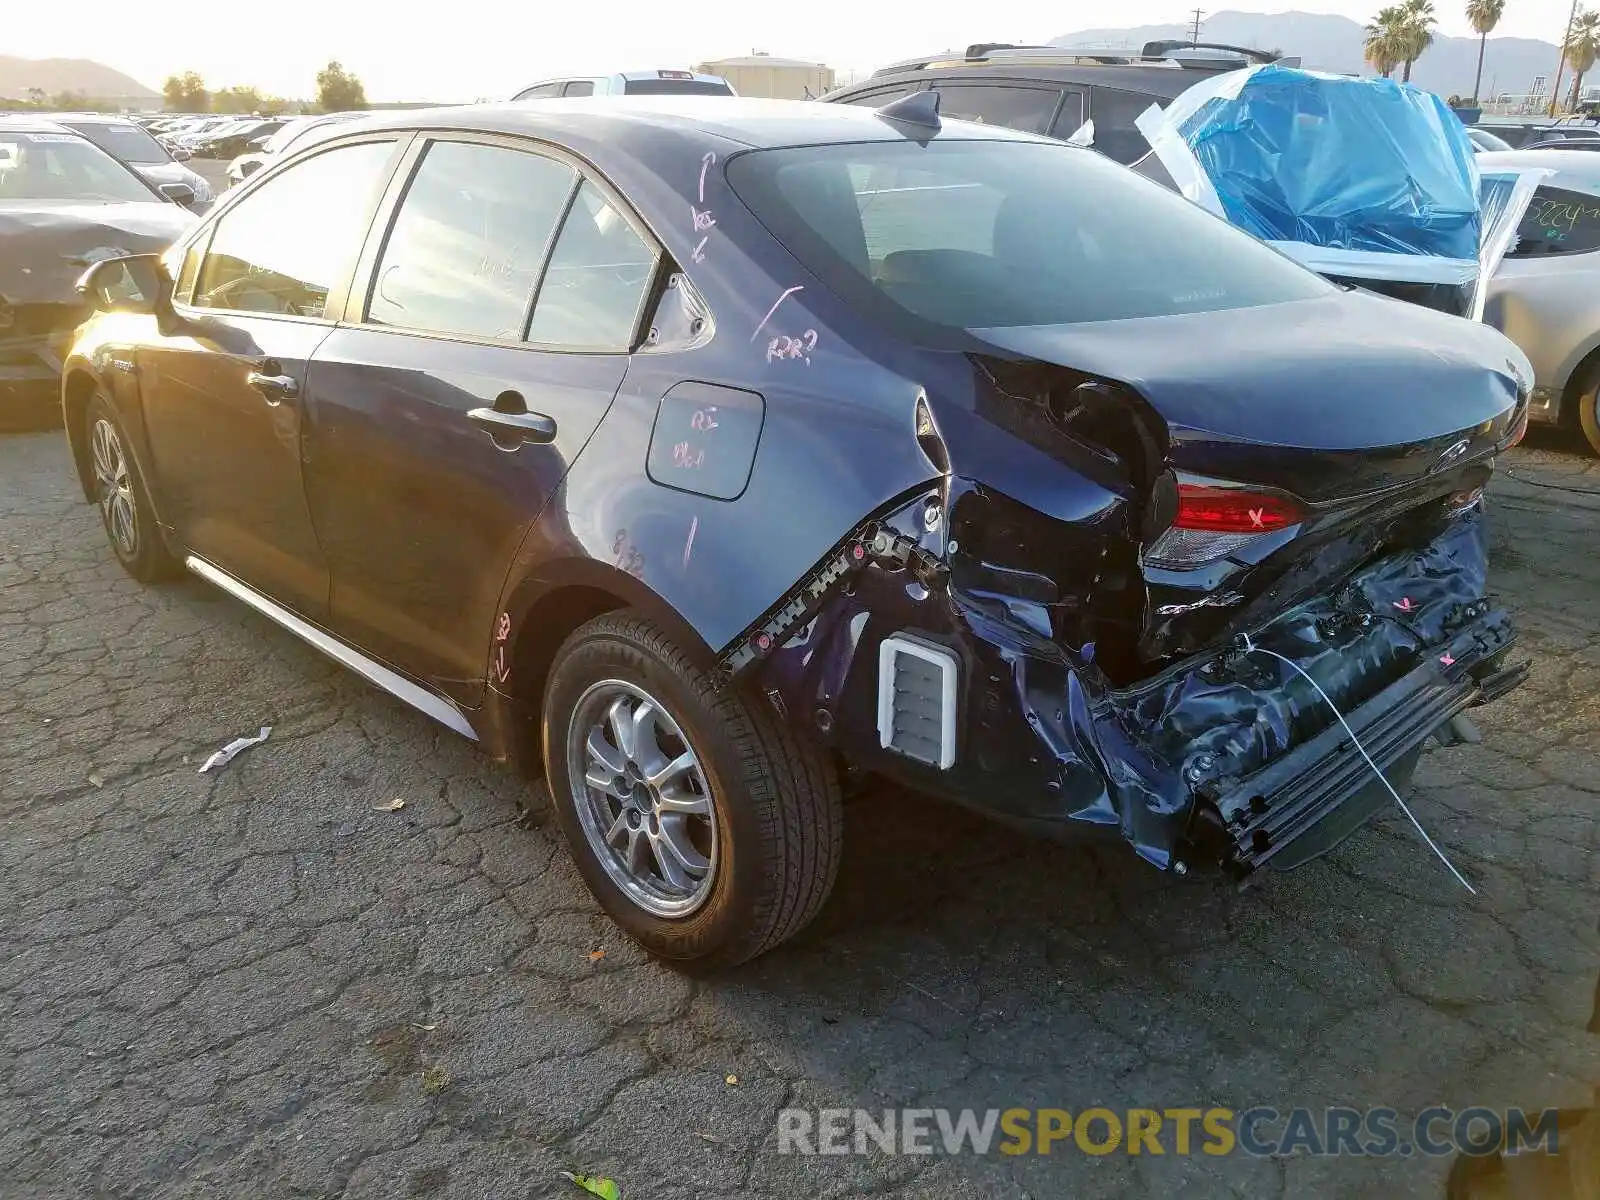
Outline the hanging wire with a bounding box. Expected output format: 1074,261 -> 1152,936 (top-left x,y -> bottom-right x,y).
1236,632 -> 1477,894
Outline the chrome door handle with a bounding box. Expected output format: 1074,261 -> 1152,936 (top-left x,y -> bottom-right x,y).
467,407 -> 557,446
246,371 -> 299,404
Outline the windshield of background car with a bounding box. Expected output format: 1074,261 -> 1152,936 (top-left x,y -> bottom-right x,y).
64,121 -> 170,164
622,79 -> 734,95
0,132 -> 157,204
726,138 -> 1332,333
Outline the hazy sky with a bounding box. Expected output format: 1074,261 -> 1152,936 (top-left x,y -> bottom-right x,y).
8,0 -> 1585,101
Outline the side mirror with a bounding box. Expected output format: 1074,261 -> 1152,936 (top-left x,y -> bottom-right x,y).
75,254 -> 180,331
159,181 -> 197,208
170,146 -> 193,161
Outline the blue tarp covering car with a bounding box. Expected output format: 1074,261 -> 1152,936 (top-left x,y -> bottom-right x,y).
1136,65 -> 1546,318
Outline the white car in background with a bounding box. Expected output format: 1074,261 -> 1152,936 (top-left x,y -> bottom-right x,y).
225,112 -> 367,186
1481,149 -> 1600,453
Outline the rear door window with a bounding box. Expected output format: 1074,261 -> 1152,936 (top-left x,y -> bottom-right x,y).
923,84 -> 1066,134
1509,185 -> 1600,256
1086,87 -> 1157,163
366,139 -> 577,338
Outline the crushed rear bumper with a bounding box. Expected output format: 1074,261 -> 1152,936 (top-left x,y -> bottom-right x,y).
741,487 -> 1523,880
1201,614 -> 1524,876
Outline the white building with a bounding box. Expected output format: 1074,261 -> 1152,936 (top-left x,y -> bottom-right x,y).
695,54 -> 836,100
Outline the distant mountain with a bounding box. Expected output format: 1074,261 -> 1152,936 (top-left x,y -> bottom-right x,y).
0,56 -> 158,101
1054,11 -> 1565,100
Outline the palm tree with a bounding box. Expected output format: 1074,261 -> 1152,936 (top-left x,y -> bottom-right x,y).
1366,6 -> 1408,76
1565,8 -> 1600,108
1397,0 -> 1439,82
1466,0 -> 1506,101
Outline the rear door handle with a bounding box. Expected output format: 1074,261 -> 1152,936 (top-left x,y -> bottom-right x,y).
246,370 -> 299,404
467,407 -> 558,446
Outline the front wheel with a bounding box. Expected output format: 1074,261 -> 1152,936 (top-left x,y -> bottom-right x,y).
84,393 -> 181,583
1576,374 -> 1600,456
543,610 -> 842,968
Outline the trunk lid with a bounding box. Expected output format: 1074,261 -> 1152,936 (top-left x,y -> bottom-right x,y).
971,289 -> 1528,503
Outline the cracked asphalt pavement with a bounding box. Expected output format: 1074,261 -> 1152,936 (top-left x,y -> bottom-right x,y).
2,428 -> 1596,1199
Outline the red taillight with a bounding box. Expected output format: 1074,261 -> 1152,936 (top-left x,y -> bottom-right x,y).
1173,485 -> 1303,534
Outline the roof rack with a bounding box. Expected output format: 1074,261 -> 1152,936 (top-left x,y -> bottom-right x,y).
870,41 -> 1293,78
1140,39 -> 1285,66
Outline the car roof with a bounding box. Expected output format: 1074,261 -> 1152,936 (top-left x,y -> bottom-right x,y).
45,113 -> 142,125
831,61 -> 1229,103
0,115 -> 76,135
325,96 -> 1050,150
833,43 -> 1284,103
1478,147 -> 1600,190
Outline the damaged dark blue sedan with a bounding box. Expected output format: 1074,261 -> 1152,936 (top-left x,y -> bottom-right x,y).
63,96 -> 1531,966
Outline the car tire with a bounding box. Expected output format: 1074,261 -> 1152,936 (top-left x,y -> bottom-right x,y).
85,393 -> 181,583
543,609 -> 842,969
1577,375 -> 1600,456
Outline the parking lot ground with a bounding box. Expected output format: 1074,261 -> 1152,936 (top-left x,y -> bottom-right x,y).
2,427 -> 1597,1198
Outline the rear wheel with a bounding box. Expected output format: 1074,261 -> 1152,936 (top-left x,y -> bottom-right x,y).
543,610 -> 842,968
85,393 -> 181,583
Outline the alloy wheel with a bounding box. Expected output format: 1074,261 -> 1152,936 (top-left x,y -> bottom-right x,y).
566,679 -> 719,917
90,418 -> 138,557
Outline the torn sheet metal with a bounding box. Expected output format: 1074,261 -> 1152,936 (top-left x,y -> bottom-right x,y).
751,484 -> 1519,876
198,726 -> 272,774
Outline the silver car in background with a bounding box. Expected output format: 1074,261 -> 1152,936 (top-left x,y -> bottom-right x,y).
1483,149 -> 1600,453
50,114 -> 214,211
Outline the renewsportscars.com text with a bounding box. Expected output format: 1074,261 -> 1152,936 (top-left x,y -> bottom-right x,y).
776,1106 -> 1560,1158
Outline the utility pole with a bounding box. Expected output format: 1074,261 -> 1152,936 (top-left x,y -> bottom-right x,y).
1190,8 -> 1205,45
1550,0 -> 1580,115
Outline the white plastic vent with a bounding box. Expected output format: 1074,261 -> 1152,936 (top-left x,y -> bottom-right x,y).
877,635 -> 958,769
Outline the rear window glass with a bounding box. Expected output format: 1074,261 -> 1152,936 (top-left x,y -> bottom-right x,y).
61,121 -> 168,164
726,138 -> 1330,336
622,79 -> 733,95
1509,184 -> 1600,256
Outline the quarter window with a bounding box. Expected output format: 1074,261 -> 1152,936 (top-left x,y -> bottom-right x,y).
367,140 -> 576,339
1509,185 -> 1600,256
526,180 -> 657,349
191,140 -> 395,317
